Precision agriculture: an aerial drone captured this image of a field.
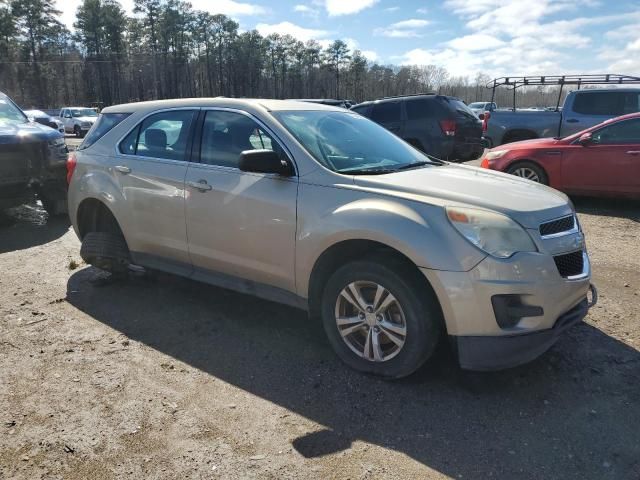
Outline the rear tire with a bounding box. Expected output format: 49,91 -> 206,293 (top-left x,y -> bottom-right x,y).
507,161 -> 548,185
320,259 -> 442,379
80,231 -> 131,274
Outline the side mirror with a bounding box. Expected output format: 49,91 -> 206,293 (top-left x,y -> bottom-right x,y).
238,149 -> 293,176
578,133 -> 593,146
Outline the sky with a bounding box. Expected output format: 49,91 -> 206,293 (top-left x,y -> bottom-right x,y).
55,0 -> 640,79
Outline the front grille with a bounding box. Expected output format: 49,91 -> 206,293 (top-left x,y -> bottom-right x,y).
554,250 -> 584,278
540,215 -> 575,236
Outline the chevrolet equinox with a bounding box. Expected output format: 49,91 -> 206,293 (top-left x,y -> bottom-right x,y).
67,99 -> 596,378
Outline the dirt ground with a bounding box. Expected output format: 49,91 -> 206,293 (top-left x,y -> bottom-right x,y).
0,197 -> 639,480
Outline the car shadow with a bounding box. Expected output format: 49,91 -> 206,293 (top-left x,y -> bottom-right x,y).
0,202 -> 70,254
66,268 -> 640,479
573,196 -> 640,223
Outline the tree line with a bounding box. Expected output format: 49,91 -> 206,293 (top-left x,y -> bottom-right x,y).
0,0 -> 567,110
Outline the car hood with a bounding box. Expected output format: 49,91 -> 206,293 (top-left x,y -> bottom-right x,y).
499,137 -> 561,148
76,116 -> 97,123
351,163 -> 572,228
0,121 -> 63,144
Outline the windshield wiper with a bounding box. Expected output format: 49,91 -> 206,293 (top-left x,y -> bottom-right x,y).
396,160 -> 440,170
338,167 -> 398,175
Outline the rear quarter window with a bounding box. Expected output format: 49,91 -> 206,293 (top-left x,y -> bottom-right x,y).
78,113 -> 131,150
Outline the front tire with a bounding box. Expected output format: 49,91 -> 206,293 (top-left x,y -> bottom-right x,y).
507,161 -> 548,185
321,259 -> 442,379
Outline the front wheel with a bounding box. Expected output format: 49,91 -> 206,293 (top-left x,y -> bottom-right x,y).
507,161 -> 548,185
321,259 -> 442,379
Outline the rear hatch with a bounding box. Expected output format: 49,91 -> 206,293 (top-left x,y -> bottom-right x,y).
441,97 -> 483,145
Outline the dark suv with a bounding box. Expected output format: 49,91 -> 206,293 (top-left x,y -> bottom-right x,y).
351,94 -> 484,161
0,91 -> 68,215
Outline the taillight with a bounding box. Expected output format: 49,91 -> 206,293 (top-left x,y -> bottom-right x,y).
482,111 -> 490,133
439,119 -> 456,137
480,157 -> 490,169
67,152 -> 77,184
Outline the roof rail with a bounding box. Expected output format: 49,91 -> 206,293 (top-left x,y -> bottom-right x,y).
486,74 -> 640,111
380,92 -> 437,100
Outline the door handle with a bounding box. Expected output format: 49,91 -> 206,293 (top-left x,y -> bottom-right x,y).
115,165 -> 131,174
565,118 -> 579,123
187,179 -> 212,191
626,151 -> 640,155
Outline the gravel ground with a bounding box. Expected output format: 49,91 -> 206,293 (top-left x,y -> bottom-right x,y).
0,197 -> 639,480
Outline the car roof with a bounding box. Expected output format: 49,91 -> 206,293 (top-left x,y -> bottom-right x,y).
101,98 -> 347,115
353,94 -> 460,107
572,88 -> 640,93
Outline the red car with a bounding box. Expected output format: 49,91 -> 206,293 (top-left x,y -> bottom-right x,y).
480,113 -> 640,198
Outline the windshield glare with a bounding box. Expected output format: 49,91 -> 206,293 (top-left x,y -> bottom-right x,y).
0,96 -> 28,124
273,110 -> 435,173
71,108 -> 98,118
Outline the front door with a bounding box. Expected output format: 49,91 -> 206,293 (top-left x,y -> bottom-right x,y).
561,117 -> 640,195
184,109 -> 298,292
112,109 -> 197,271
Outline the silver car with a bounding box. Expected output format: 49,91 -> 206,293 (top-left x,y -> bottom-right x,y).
67,99 -> 596,378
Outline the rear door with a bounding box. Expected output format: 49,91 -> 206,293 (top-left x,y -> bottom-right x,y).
561,118 -> 640,195
113,108 -> 198,272
184,108 -> 298,292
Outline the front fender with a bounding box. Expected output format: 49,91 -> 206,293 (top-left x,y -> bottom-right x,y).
295,184 -> 486,297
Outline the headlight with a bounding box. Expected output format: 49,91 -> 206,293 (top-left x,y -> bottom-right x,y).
48,137 -> 66,147
485,150 -> 509,160
446,206 -> 537,258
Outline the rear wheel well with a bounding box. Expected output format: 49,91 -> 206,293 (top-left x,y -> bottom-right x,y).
308,240 -> 442,322
502,129 -> 538,144
76,199 -> 123,240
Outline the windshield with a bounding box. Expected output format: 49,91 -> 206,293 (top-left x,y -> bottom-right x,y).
0,95 -> 28,125
272,110 -> 438,174
469,102 -> 486,109
70,108 -> 98,118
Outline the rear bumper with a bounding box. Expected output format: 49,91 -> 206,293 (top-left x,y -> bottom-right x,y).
452,284 -> 596,371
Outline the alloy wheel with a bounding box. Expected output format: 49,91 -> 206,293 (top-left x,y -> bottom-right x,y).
334,281 -> 407,362
512,167 -> 541,182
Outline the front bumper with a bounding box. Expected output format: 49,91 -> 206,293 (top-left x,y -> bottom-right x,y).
421,246 -> 594,370
453,284 -> 597,370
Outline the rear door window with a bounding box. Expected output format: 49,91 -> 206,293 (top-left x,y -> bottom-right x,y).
370,102 -> 402,124
406,98 -> 431,121
119,110 -> 197,161
79,113 -> 131,150
350,105 -> 370,117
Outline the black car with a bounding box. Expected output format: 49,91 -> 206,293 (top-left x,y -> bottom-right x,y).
23,109 -> 65,134
351,94 -> 484,161
0,92 -> 68,215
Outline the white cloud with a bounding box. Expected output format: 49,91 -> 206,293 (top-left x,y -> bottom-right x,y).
389,19 -> 429,29
294,5 -> 319,16
384,6 -> 399,12
375,18 -> 430,38
324,0 -> 378,16
255,22 -> 330,42
361,50 -> 379,61
416,7 -> 428,14
446,33 -> 504,51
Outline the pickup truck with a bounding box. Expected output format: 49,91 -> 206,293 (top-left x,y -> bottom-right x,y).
59,107 -> 99,138
0,91 -> 69,215
484,88 -> 640,147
